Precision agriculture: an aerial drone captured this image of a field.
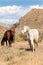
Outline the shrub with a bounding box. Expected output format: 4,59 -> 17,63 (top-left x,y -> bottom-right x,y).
15,33 -> 27,42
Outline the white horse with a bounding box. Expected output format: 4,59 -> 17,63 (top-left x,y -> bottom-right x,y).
21,26 -> 39,52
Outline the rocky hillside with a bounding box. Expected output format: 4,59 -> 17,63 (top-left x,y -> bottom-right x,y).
15,9 -> 43,34
0,23 -> 10,40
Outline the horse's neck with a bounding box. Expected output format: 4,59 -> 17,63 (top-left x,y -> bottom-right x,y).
25,27 -> 30,35
27,27 -> 30,32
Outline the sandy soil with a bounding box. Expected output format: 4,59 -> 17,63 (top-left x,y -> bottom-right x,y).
0,40 -> 43,65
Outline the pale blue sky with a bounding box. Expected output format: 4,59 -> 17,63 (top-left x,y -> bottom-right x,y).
0,0 -> 43,6
0,0 -> 43,25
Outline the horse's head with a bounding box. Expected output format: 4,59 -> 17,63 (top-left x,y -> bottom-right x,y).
21,25 -> 30,34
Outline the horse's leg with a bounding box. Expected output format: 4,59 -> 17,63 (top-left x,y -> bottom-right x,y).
28,40 -> 32,49
1,39 -> 4,46
9,40 -> 11,47
34,40 -> 38,48
6,40 -> 7,46
35,33 -> 39,47
27,34 -> 32,49
31,40 -> 35,52
34,38 -> 38,48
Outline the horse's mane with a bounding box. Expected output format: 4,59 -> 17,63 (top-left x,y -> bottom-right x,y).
24,25 -> 30,31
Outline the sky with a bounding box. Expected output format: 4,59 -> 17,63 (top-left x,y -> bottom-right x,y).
0,0 -> 43,25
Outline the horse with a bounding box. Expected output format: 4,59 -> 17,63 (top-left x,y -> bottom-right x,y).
21,25 -> 39,52
1,29 -> 15,47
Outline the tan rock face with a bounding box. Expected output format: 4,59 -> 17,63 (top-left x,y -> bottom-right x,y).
14,9 -> 43,34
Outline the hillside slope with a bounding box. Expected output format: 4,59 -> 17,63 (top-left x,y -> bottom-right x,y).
0,23 -> 10,40
15,9 -> 43,34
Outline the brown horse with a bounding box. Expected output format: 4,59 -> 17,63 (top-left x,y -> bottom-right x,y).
1,29 -> 15,46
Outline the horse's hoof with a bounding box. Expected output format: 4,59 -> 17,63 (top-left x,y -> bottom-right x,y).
32,49 -> 35,52
9,45 -> 12,47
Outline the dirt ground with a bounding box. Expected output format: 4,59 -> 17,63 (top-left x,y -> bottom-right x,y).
0,40 -> 43,65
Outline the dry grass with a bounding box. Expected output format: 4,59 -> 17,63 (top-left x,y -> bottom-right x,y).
15,34 -> 26,42
0,40 -> 43,65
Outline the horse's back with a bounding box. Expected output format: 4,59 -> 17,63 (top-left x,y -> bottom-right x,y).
29,29 -> 39,40
29,29 -> 39,35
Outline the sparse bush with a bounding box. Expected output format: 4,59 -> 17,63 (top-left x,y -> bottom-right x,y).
15,33 -> 27,42
15,34 -> 24,42
13,22 -> 20,28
